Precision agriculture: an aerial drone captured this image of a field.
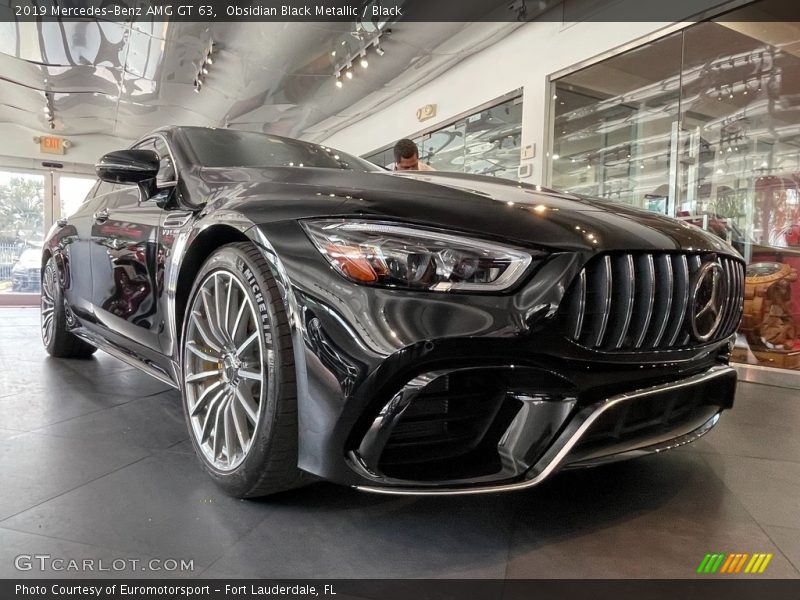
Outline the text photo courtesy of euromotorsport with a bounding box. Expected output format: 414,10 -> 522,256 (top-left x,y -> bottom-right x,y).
15,584 -> 334,597
21,3 -> 404,18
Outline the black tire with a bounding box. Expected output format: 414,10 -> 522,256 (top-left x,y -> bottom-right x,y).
180,242 -> 307,498
41,256 -> 97,358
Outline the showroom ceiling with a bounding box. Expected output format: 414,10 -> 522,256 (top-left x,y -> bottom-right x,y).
0,17 -> 520,145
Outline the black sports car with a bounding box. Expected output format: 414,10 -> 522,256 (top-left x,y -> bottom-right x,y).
42,126 -> 744,497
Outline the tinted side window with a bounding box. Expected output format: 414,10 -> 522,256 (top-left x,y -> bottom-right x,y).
86,180 -> 102,201
94,181 -> 116,198
154,138 -> 176,184
135,137 -> 176,185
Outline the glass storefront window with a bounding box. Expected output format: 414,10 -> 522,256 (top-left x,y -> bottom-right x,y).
0,171 -> 46,296
679,14 -> 800,370
549,0 -> 800,371
362,95 -> 523,178
463,99 -> 523,179
59,175 -> 96,219
550,32 -> 684,210
421,121 -> 466,171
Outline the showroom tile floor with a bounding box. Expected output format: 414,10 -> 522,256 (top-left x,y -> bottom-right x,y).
0,307 -> 799,579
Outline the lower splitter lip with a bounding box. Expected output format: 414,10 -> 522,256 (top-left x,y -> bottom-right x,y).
353,364 -> 734,496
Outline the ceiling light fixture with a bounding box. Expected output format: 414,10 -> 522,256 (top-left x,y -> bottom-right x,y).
43,91 -> 55,129
194,39 -> 216,93
332,32 -> 385,85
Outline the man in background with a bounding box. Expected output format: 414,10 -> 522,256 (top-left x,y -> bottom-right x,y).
389,139 -> 435,171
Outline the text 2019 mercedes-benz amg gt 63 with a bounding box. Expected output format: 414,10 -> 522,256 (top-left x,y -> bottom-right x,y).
41,126 -> 744,498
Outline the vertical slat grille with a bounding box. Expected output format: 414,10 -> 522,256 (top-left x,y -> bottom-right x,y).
664,254 -> 689,346
566,252 -> 744,351
647,254 -> 673,347
608,255 -> 635,349
631,254 -> 655,348
568,270 -> 586,339
586,255 -> 613,347
719,255 -> 744,337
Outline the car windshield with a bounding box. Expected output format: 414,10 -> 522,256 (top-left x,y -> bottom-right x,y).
180,127 -> 378,171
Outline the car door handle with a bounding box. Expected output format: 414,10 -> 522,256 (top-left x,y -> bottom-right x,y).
93,209 -> 109,223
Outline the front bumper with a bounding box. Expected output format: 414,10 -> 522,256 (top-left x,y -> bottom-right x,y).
248,222 -> 739,495
354,364 -> 734,495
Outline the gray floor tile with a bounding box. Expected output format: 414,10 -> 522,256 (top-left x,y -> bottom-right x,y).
0,527 -> 198,579
0,388 -> 135,431
0,452 -> 269,567
764,526 -> 800,574
505,451 -> 799,578
34,392 -> 187,450
692,382 -> 800,463
163,438 -> 196,455
0,432 -> 150,521
208,483 -> 514,578
17,361 -> 174,398
2,307 -> 800,580
700,453 -> 800,530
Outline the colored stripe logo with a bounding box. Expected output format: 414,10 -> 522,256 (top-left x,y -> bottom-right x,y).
697,553 -> 773,574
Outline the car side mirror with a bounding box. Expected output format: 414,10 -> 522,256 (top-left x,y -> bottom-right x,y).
96,149 -> 159,185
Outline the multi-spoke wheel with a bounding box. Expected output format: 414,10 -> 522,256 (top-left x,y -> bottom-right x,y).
184,271 -> 266,471
41,256 -> 97,358
41,262 -> 56,347
181,243 -> 305,497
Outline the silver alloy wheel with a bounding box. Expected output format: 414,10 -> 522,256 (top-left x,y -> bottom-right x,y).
183,270 -> 266,471
41,264 -> 56,347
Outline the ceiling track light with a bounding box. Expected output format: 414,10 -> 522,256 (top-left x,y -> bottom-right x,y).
43,91 -> 56,128
331,32 -> 384,85
194,39 -> 215,93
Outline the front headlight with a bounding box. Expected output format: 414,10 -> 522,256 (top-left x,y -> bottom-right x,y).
301,219 -> 542,292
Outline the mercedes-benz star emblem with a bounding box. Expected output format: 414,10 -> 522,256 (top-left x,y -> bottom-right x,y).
689,262 -> 726,342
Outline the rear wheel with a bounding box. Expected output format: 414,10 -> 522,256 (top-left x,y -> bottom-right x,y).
181,243 -> 306,498
41,256 -> 97,358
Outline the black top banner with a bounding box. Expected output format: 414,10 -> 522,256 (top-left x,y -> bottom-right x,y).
4,579 -> 800,600
1,0 -> 799,23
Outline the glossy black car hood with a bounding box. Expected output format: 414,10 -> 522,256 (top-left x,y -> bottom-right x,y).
200,166 -> 736,255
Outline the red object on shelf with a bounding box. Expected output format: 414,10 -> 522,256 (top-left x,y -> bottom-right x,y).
786,225 -> 800,246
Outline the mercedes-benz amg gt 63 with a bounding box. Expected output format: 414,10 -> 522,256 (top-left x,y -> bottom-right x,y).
41,126 -> 744,497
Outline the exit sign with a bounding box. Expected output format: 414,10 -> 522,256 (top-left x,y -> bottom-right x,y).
40,136 -> 65,155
